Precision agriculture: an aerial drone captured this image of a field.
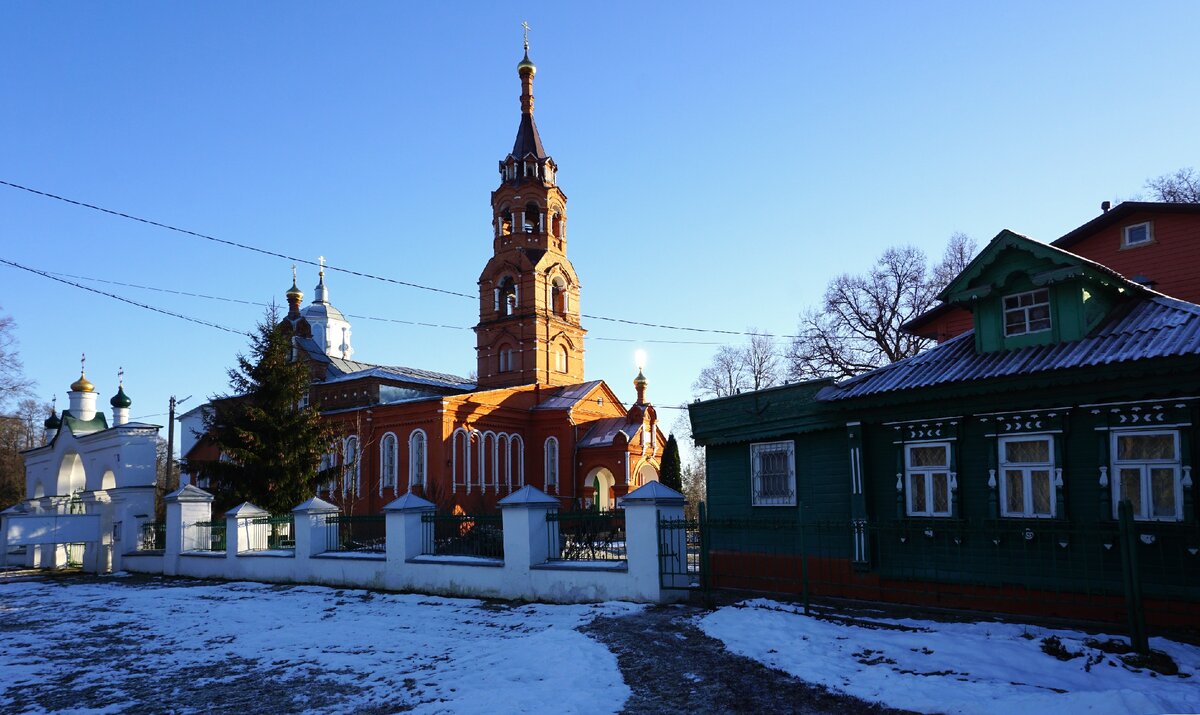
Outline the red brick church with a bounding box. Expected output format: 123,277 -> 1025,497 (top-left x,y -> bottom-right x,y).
183,42 -> 664,514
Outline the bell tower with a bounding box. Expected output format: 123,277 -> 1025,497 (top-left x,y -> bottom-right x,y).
475,32 -> 586,388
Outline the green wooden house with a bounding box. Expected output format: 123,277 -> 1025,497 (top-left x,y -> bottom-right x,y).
689,231 -> 1199,626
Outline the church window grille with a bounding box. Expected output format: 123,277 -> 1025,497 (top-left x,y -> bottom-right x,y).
409,429 -> 427,488
343,436 -> 359,497
380,433 -> 398,491
452,428 -> 470,493
544,437 -> 559,492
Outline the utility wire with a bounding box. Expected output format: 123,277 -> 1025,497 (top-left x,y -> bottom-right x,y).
37,267 -> 726,345
2,179 -> 799,339
0,259 -> 250,336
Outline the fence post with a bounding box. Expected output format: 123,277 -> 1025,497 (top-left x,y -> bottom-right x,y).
383,492 -> 436,591
797,503 -> 810,615
226,502 -> 268,559
1118,500 -> 1149,655
292,497 -> 339,580
163,484 -> 214,576
620,481 -> 687,603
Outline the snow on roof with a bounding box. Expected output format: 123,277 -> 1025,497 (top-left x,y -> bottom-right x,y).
577,417 -> 640,449
534,381 -> 605,411
821,294 -> 1200,401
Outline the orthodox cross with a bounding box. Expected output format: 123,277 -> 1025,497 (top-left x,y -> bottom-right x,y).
292,264 -> 297,283
318,255 -> 325,273
118,366 -> 124,387
80,352 -> 86,376
522,21 -> 530,51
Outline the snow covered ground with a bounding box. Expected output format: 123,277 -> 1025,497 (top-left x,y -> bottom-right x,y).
0,574 -> 638,714
700,599 -> 1200,715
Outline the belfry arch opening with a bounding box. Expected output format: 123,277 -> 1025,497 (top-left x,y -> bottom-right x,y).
523,202 -> 540,233
498,277 -> 517,316
551,277 -> 568,316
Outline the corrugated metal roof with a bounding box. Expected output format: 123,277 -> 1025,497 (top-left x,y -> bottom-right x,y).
820,295 -> 1200,401
294,337 -> 473,390
534,380 -> 604,411
577,416 -> 639,448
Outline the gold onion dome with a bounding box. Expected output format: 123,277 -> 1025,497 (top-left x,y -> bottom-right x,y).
634,369 -> 648,389
518,50 -> 536,75
71,372 -> 94,393
287,282 -> 303,300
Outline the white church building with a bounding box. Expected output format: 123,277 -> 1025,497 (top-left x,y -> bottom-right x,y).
2,363 -> 161,573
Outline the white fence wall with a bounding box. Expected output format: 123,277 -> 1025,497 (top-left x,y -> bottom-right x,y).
116,483 -> 690,605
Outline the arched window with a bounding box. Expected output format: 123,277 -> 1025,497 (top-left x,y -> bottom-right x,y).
551,277 -> 568,315
499,205 -> 512,235
510,434 -> 524,488
497,277 -> 517,316
498,344 -> 517,373
544,437 -> 559,492
524,202 -> 539,232
555,344 -> 569,373
551,210 -> 563,237
409,429 -> 427,488
497,434 -> 510,491
452,428 -> 470,493
320,450 -> 338,493
380,433 -> 398,492
343,436 -> 359,497
481,432 -> 497,493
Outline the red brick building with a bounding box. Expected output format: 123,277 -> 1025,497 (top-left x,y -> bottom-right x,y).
905,202 -> 1200,342
184,45 -> 664,514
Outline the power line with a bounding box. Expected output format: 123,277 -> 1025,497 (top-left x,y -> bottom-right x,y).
2,179 -> 799,340
0,179 -> 475,300
0,259 -> 249,336
36,267 -> 727,345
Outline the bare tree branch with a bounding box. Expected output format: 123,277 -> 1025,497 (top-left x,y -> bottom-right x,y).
1146,167 -> 1200,203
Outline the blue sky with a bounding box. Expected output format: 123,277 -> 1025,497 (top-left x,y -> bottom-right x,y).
2,2 -> 1198,441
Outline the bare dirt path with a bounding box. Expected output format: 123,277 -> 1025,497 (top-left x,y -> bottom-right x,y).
580,604 -> 914,715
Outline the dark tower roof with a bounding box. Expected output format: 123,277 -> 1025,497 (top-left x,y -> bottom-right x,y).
512,113 -> 547,159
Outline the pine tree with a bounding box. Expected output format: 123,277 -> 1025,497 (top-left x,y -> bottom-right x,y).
192,310 -> 334,514
660,434 -> 683,492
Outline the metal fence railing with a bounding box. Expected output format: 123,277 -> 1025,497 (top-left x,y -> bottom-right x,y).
247,515 -> 295,551
420,512 -> 504,560
548,510 -> 626,562
138,521 -> 166,551
193,520 -> 227,552
322,514 -> 386,553
660,501 -> 1200,645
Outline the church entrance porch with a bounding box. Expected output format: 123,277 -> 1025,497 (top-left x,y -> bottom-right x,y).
584,467 -> 616,510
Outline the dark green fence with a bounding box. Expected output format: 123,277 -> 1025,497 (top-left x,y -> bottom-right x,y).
660,501 -> 1200,643
322,514 -> 386,553
248,515 -> 295,551
194,520 -> 227,552
138,521 -> 166,551
548,510 -> 626,562
421,512 -> 503,560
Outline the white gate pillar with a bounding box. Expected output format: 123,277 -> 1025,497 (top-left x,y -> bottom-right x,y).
163,484 -> 214,576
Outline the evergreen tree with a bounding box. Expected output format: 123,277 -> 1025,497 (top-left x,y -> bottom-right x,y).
192,310 -> 334,514
660,434 -> 683,492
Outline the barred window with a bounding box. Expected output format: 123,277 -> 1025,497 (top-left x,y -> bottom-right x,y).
750,441 -> 796,507
380,433 -> 398,490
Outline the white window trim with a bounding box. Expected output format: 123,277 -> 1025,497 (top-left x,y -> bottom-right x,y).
1003,288 -> 1052,337
544,436 -> 559,492
750,440 -> 796,507
408,429 -> 427,488
998,435 -> 1056,519
380,432 -> 398,493
1122,221 -> 1153,249
904,441 -> 953,518
510,434 -> 524,488
1111,429 -> 1183,522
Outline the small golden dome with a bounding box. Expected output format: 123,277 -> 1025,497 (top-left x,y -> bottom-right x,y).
71,372 -> 94,393
518,51 -> 536,76
633,369 -> 648,388
286,282 -> 303,300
